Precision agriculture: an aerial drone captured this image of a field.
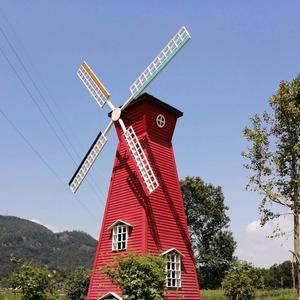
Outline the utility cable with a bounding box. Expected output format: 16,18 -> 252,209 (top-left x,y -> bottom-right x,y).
0,10 -> 86,156
0,26 -> 77,162
0,23 -> 107,201
0,46 -> 106,206
0,46 -> 77,166
0,107 -> 99,223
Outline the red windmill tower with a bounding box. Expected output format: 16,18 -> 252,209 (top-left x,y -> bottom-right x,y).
69,27 -> 201,300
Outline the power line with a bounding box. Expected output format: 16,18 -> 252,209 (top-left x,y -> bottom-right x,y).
0,45 -> 106,206
0,47 -> 77,165
0,9 -> 86,154
0,25 -> 77,162
0,107 -> 99,222
0,21 -> 108,201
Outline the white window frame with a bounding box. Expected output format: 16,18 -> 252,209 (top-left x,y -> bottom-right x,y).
164,251 -> 182,288
99,291 -> 122,300
156,114 -> 166,128
112,224 -> 128,251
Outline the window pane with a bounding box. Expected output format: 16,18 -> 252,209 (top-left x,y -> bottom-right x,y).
165,252 -> 181,287
112,224 -> 128,251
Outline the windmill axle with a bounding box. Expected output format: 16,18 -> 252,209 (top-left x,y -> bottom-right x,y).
111,107 -> 121,121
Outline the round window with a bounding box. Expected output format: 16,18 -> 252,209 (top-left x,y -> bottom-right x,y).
156,114 -> 166,128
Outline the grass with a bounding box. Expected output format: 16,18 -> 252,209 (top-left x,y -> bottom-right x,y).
256,289 -> 296,300
0,291 -> 21,300
201,289 -> 296,300
201,289 -> 224,300
0,291 -> 66,300
0,289 -> 296,300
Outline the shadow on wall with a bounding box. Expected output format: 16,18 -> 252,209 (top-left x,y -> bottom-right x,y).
115,149 -> 162,250
142,136 -> 194,264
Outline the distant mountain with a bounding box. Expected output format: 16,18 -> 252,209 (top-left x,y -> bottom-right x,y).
0,215 -> 97,279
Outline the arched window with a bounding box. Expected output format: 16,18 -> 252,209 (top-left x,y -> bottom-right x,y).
108,220 -> 132,252
161,248 -> 183,288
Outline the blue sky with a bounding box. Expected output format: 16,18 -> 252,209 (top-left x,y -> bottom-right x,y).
1,1 -> 300,267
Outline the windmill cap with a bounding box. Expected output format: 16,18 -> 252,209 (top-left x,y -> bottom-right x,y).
108,92 -> 183,118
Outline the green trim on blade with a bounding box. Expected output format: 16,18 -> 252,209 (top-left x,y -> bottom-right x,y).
132,35 -> 190,99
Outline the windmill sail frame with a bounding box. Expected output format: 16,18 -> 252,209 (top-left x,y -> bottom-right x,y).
69,26 -> 191,194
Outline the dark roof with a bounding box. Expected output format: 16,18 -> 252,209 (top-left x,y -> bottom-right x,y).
108,92 -> 183,118
129,93 -> 183,117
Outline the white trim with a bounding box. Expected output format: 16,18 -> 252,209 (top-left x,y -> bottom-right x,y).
163,250 -> 182,288
129,26 -> 191,99
107,219 -> 132,231
160,248 -> 184,257
112,224 -> 128,251
77,62 -> 109,108
99,291 -> 122,300
124,126 -> 159,194
156,114 -> 166,128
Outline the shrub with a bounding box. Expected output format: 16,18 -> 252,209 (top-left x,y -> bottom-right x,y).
222,261 -> 255,300
10,258 -> 58,300
103,252 -> 166,300
64,267 -> 91,300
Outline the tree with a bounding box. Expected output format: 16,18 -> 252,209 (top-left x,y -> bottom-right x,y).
181,176 -> 236,288
103,252 -> 166,300
242,75 -> 300,297
10,258 -> 58,300
222,261 -> 255,300
64,267 -> 91,300
260,261 -> 293,289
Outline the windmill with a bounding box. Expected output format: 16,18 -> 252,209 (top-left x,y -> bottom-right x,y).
69,27 -> 190,195
69,26 -> 201,300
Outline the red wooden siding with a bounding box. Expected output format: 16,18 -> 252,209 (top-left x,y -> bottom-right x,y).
87,93 -> 201,300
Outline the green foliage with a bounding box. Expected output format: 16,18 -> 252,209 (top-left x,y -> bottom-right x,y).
103,252 -> 166,300
258,261 -> 293,289
181,176 -> 236,289
242,75 -> 300,295
201,288 -> 296,300
0,215 -> 97,279
255,288 -> 296,300
242,75 -> 300,228
10,258 -> 58,300
64,267 -> 91,300
222,261 -> 255,300
3,289 -> 296,300
0,291 -> 20,300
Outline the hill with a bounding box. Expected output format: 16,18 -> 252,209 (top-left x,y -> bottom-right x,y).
0,215 -> 97,279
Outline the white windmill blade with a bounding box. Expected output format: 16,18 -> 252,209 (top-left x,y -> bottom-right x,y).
123,125 -> 159,194
123,26 -> 191,110
69,120 -> 113,193
77,61 -> 110,108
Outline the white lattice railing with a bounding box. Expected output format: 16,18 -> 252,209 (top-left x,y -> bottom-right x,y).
69,132 -> 107,192
77,62 -> 109,108
129,26 -> 191,98
124,126 -> 159,194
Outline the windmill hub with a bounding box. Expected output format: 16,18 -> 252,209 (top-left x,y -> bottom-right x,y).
111,108 -> 121,121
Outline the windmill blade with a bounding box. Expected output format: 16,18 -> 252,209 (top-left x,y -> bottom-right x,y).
123,126 -> 159,194
69,120 -> 113,193
126,26 -> 191,105
77,61 -> 110,108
